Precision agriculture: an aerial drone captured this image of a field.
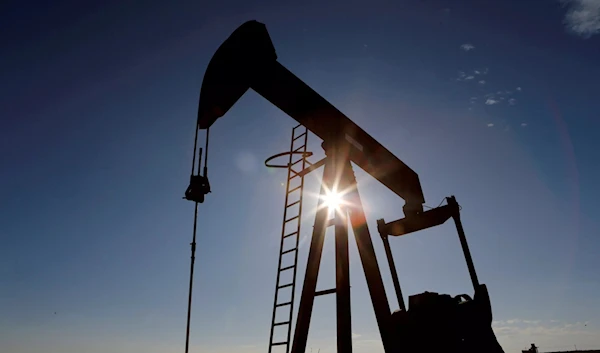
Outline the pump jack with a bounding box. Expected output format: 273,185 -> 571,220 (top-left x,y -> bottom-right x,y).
184,20 -> 505,353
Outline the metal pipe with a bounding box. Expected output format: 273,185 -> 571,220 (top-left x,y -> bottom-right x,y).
184,146 -> 203,353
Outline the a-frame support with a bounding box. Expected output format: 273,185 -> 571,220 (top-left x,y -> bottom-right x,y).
290,146 -> 394,353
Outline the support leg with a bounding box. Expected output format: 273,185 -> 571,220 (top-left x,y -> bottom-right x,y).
342,162 -> 394,353
447,196 -> 479,291
377,221 -> 406,312
291,161 -> 334,353
335,207 -> 352,353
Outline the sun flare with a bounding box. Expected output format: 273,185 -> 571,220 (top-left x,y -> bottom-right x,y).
322,189 -> 343,211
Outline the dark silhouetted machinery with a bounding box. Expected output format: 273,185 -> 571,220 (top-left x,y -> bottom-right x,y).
183,20 -> 505,353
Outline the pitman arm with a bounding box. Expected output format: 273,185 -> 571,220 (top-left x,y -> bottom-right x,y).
197,20 -> 425,215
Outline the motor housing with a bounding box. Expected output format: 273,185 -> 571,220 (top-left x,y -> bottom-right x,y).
390,284 -> 503,353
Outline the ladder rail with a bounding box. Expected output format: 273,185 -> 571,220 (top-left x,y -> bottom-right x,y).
268,124 -> 309,353
287,125 -> 308,349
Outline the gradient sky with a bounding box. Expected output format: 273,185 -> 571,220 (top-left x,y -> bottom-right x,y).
1,1 -> 600,353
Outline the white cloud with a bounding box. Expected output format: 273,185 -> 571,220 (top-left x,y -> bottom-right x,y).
474,70 -> 481,74
479,80 -> 486,84
486,98 -> 501,105
465,75 -> 475,80
493,319 -> 600,353
561,0 -> 600,38
508,98 -> 518,105
521,122 -> 528,127
516,86 -> 522,91
461,43 -> 475,51
487,123 -> 495,127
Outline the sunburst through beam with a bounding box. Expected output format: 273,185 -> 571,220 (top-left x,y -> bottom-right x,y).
322,189 -> 343,211
317,185 -> 354,219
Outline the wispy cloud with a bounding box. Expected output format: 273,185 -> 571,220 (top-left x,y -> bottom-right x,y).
477,88 -> 522,107
457,68 -> 488,82
493,318 -> 598,352
479,80 -> 486,85
344,321 -> 599,353
560,0 -> 600,38
521,122 -> 528,127
456,71 -> 473,81
461,43 -> 475,51
487,123 -> 495,127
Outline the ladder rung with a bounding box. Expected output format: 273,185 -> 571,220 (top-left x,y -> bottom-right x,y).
287,200 -> 300,208
280,265 -> 295,272
283,231 -> 298,239
290,159 -> 303,167
288,185 -> 302,194
276,301 -> 292,307
293,123 -> 302,130
278,283 -> 294,289
315,288 -> 336,296
293,132 -> 307,141
282,247 -> 297,255
289,167 -> 301,175
272,342 -> 288,346
285,215 -> 299,223
293,146 -> 304,153
274,321 -> 290,326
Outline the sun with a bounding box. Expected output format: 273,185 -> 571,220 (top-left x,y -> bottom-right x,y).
322,189 -> 343,211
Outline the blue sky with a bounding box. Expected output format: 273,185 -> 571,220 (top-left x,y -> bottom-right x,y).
1,1 -> 599,353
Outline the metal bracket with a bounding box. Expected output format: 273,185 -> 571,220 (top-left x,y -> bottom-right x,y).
377,196 -> 480,299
